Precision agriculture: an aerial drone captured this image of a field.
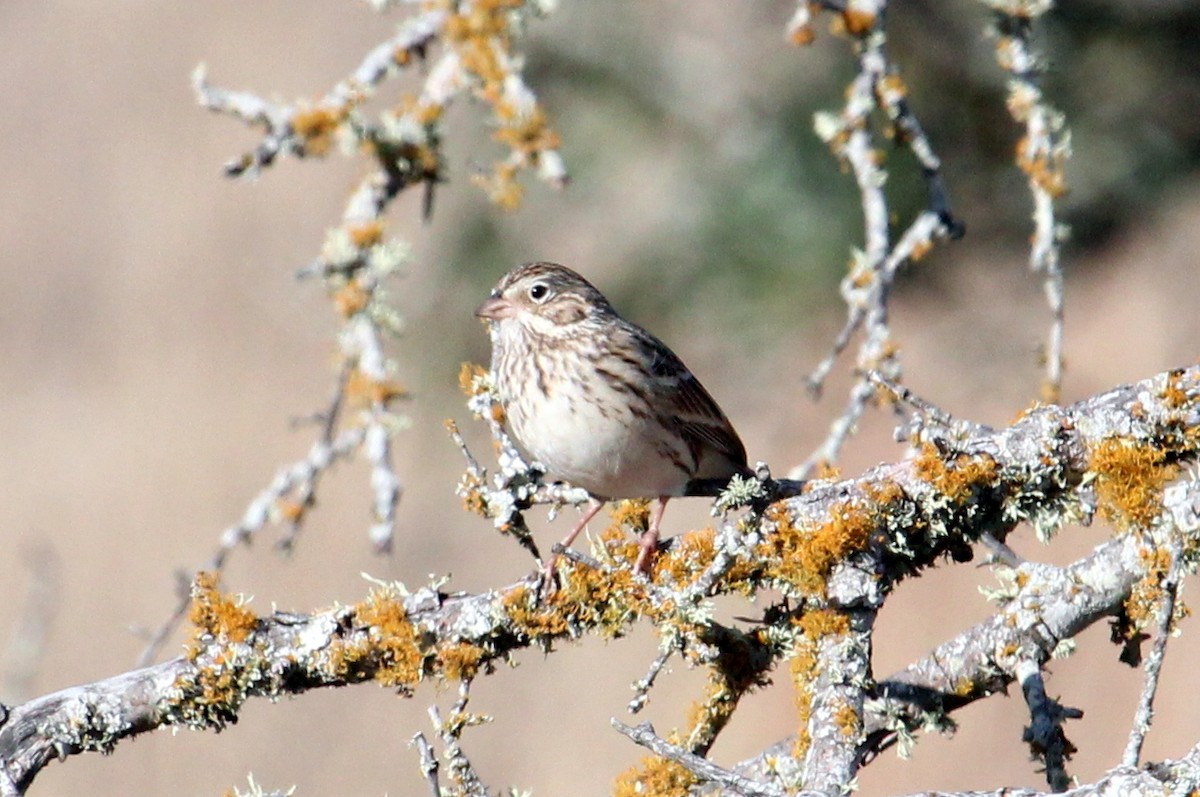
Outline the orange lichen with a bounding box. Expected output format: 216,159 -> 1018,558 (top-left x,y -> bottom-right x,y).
1015,137 -> 1068,198
652,527 -> 717,586
863,478 -> 907,509
599,523 -> 641,568
678,666 -> 766,759
452,454 -> 489,517
790,608 -> 851,757
798,608 -> 851,641
473,161 -> 524,211
829,2 -> 876,36
490,402 -> 507,425
758,502 -> 874,595
346,367 -> 409,408
789,23 -> 816,46
816,461 -> 842,480
187,572 -> 258,656
500,585 -> 571,638
291,105 -> 344,157
460,490 -> 487,517
398,94 -> 444,127
610,499 -> 651,532
613,756 -> 697,797
1124,545 -> 1174,632
684,676 -> 735,751
841,7 -> 877,35
275,498 -> 306,524
427,0 -> 566,207
346,220 -> 384,248
1161,370 -> 1190,409
561,563 -> 655,635
908,237 -> 934,262
790,650 -> 816,758
1039,378 -> 1062,405
877,73 -> 907,102
458,362 -> 489,396
443,0 -> 526,108
492,107 -> 561,157
849,268 -> 874,289
333,280 -> 370,318
834,698 -> 861,738
803,507 -> 873,575
1090,437 -> 1179,531
443,0 -> 520,43
914,443 -> 1000,503
437,641 -> 486,682
351,589 -> 425,688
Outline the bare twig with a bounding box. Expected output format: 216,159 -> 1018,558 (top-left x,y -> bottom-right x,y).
411,732 -> 441,797
278,361 -> 352,553
629,648 -> 674,714
867,370 -> 955,428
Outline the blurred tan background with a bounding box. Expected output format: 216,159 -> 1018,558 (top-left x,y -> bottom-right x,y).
2,1 -> 1200,795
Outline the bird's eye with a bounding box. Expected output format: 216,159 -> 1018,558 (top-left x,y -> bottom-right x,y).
528,283 -> 549,302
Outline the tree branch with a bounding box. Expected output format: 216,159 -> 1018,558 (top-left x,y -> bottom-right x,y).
2,366 -> 1198,794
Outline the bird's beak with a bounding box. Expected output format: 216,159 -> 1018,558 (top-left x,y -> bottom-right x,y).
475,295 -> 515,321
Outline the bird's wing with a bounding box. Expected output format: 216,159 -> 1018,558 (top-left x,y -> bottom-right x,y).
643,338 -> 748,472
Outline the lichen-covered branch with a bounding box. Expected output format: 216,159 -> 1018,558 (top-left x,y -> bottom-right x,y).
900,741 -> 1200,797
791,0 -> 963,479
1123,532 -> 1187,767
983,0 -> 1070,401
741,453 -> 1200,791
4,366 -> 1198,794
1015,658 -> 1080,791
142,1 -> 569,663
613,720 -> 797,797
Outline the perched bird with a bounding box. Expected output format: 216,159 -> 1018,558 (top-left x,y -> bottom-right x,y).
476,262 -> 748,579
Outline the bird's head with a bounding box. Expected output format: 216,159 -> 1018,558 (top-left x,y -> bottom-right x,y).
476,262 -> 612,336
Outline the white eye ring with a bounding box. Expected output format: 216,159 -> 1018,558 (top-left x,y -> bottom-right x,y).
528,282 -> 550,302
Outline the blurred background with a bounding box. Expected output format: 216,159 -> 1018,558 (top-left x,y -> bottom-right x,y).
2,1 -> 1199,794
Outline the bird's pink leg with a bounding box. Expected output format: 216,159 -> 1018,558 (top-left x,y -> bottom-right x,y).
542,497 -> 606,595
634,497 -> 671,574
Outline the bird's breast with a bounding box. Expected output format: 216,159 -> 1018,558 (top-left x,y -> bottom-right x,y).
504,376 -> 692,499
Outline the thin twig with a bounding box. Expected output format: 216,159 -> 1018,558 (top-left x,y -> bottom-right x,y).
411,732 -> 442,797
1016,658 -> 1079,791
628,648 -> 673,714
552,544 -> 603,572
137,425 -> 367,666
429,680 -> 490,797
278,360 -> 352,552
1123,538 -> 1185,767
987,4 -> 1069,401
866,370 -> 956,427
793,3 -> 960,479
